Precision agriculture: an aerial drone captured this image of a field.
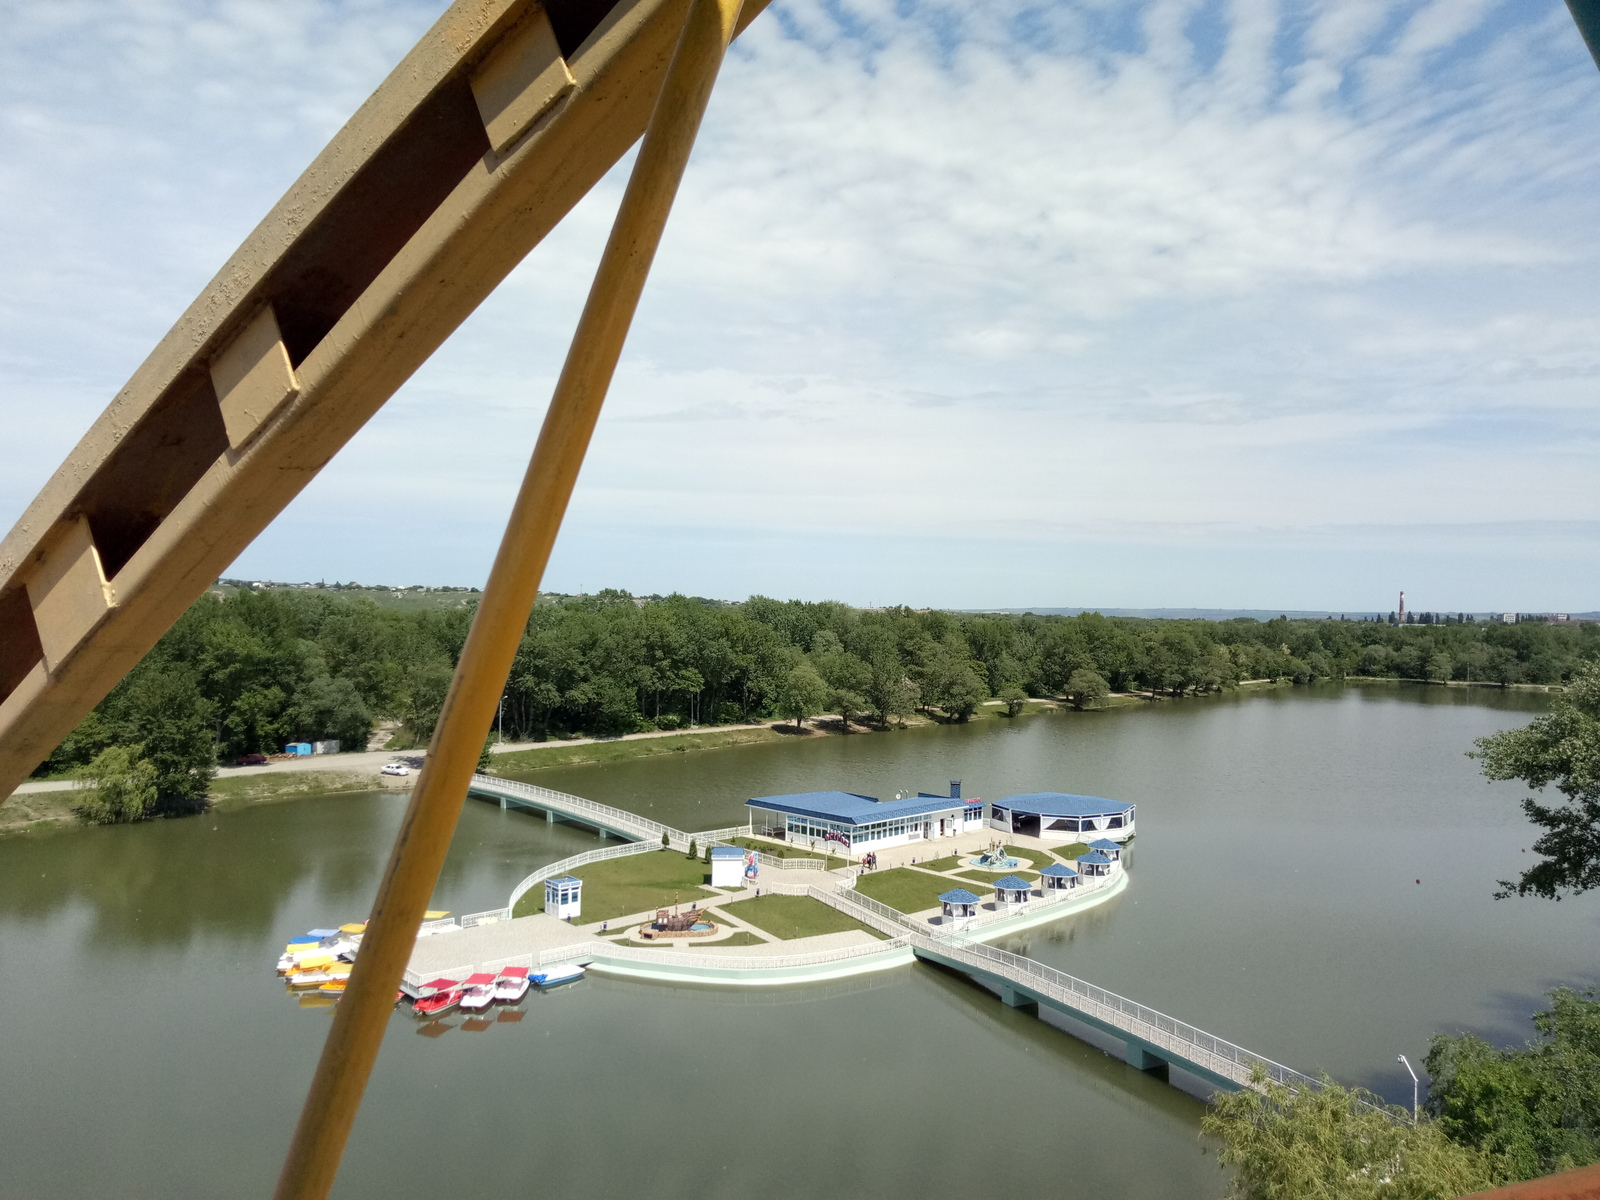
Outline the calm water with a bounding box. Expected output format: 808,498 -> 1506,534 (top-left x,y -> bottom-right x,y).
1,683 -> 1593,1198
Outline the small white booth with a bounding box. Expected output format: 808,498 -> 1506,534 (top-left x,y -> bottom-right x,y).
709,845 -> 746,888
993,875 -> 1034,910
1087,838 -> 1122,863
939,887 -> 984,924
1039,862 -> 1078,891
545,874 -> 583,920
1075,851 -> 1114,879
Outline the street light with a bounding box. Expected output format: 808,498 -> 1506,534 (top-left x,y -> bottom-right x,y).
1397,1054 -> 1419,1121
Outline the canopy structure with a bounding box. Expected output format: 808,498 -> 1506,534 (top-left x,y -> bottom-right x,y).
938,888 -> 984,905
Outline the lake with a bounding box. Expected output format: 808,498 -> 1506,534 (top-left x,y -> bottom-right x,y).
1,682 -> 1592,1199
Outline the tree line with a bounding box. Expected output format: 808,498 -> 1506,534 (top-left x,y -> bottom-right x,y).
37,586 -> 1599,821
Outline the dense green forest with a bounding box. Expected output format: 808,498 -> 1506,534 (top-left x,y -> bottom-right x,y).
39,587 -> 1600,790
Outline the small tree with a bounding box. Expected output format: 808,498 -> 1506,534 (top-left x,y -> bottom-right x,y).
776,661 -> 830,730
477,734 -> 495,772
72,745 -> 158,825
661,831 -> 670,848
1064,669 -> 1110,711
998,685 -> 1027,717
1473,661 -> 1600,898
687,837 -> 697,860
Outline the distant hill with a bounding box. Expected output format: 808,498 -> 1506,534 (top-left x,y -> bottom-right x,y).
966,608 -> 1600,622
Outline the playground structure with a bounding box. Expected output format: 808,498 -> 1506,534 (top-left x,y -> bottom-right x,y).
3,1 -> 1600,1198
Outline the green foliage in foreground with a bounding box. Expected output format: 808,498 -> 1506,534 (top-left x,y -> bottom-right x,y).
1202,1071 -> 1504,1200
1207,991 -> 1600,1198
1473,662 -> 1600,898
1426,989 -> 1600,1181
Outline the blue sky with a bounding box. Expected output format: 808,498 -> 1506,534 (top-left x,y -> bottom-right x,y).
3,0 -> 1599,611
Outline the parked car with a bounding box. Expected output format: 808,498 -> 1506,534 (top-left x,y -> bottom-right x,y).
234,753 -> 269,767
380,762 -> 410,777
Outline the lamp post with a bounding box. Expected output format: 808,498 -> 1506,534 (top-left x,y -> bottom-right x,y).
1397,1054 -> 1419,1121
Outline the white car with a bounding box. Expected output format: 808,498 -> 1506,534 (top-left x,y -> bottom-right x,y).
380,762 -> 410,777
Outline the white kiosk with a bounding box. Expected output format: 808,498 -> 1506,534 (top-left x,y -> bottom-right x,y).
545,875 -> 583,920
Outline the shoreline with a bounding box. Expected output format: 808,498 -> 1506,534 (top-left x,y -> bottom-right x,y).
0,676 -> 1553,840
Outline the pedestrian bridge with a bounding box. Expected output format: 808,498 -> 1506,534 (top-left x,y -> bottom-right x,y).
466,773 -> 745,846
817,888 -> 1323,1096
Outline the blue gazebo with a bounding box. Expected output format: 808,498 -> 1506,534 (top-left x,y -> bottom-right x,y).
1076,850 -> 1113,878
1039,862 -> 1078,891
992,875 -> 1033,907
939,888 -> 984,923
1088,838 -> 1122,862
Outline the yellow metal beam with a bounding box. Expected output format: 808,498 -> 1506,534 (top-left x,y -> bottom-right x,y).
0,0 -> 768,801
271,0 -> 743,1196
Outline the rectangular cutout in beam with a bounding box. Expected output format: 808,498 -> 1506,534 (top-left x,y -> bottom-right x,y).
472,7 -> 577,155
24,518 -> 116,674
0,587 -> 44,705
211,305 -> 300,451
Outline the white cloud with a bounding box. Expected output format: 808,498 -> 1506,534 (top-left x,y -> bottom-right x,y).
3,0 -> 1599,608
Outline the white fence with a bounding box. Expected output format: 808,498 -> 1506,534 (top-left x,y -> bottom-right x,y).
814,887 -> 1327,1096
470,774 -> 746,848
532,936 -> 911,973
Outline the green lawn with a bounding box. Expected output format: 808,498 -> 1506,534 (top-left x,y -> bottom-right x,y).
717,894 -> 887,941
853,867 -> 969,914
996,845 -> 1057,871
510,849 -> 718,921
729,836 -> 851,870
1051,842 -> 1092,862
914,854 -> 967,873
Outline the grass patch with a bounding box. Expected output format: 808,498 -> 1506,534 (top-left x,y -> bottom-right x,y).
491,725 -> 800,774
1051,843 -> 1091,862
999,845 -> 1057,871
954,868 -> 1038,888
718,894 -> 887,941
854,867 -> 966,915
510,849 -> 717,922
207,771 -> 398,809
729,836 -> 851,870
913,854 -> 967,873
0,789 -> 81,839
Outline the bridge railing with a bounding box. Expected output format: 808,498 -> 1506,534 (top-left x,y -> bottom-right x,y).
534,936 -> 911,973
470,774 -> 746,847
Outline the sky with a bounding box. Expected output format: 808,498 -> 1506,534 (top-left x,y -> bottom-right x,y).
3,0 -> 1600,613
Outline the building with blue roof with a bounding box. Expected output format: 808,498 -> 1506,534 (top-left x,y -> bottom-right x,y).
938,887 -> 985,923
1075,850 -> 1116,878
989,791 -> 1135,843
1038,862 -> 1079,891
1088,837 -> 1123,862
992,875 -> 1034,908
747,781 -> 984,852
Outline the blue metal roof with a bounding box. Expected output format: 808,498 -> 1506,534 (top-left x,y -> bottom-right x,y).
746,790 -> 964,826
1088,838 -> 1121,851
546,875 -> 582,885
996,792 -> 1132,817
1039,863 -> 1078,877
1076,851 -> 1112,865
709,845 -> 744,858
939,888 -> 984,904
992,875 -> 1034,891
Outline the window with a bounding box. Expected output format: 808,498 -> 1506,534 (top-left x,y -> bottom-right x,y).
1108,815 -> 1124,829
991,806 -> 1005,821
1047,817 -> 1077,832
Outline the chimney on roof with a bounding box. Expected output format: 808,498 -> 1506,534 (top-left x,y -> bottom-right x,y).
950,780 -> 962,799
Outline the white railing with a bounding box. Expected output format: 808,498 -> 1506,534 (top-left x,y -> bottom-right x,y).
814,887 -> 1323,1095
469,774 -> 747,850
400,963 -> 474,993
533,936 -> 911,973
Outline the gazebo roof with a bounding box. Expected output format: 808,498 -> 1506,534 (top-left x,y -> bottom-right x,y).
939,888 -> 983,904
992,875 -> 1033,891
1076,851 -> 1112,865
1039,863 -> 1078,877
1088,838 -> 1121,851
